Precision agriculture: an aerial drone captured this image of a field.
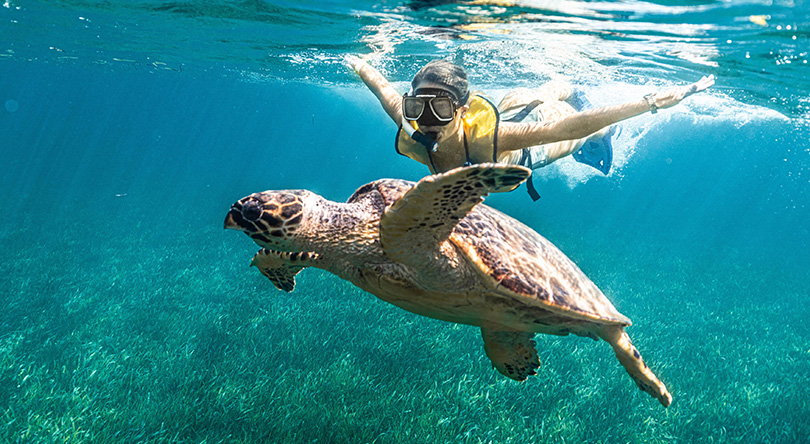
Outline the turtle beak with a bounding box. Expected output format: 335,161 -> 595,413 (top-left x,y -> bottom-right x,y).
224,205 -> 244,231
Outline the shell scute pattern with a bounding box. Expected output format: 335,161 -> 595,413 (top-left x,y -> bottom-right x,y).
347,179 -> 413,210
451,205 -> 627,324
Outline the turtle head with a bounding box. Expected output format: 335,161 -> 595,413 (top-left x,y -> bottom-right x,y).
224,190 -> 311,250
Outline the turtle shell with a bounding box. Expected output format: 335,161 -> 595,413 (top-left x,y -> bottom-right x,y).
450,204 -> 630,325
353,164 -> 630,326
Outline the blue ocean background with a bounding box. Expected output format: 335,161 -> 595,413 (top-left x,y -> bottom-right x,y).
1,0 -> 808,442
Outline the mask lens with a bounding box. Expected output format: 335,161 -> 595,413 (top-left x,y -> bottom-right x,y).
429,97 -> 455,121
402,97 -> 425,121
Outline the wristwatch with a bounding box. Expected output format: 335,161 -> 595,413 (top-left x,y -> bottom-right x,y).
644,93 -> 658,114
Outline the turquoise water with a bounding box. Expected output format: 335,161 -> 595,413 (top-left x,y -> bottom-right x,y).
1,0 -> 809,442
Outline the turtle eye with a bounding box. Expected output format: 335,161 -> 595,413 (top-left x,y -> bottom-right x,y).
241,200 -> 262,222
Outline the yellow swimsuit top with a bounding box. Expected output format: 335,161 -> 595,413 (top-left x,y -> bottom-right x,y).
395,94 -> 500,174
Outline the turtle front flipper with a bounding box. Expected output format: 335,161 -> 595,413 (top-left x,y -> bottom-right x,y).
380,163 -> 530,264
599,325 -> 672,407
250,248 -> 320,292
481,329 -> 540,381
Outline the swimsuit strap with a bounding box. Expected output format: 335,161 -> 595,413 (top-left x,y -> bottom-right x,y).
463,131 -> 472,166
503,100 -> 543,123
517,149 -> 541,201
425,143 -> 439,174
506,101 -> 544,201
425,130 -> 473,172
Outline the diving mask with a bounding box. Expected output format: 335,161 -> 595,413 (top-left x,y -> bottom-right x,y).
402,89 -> 465,127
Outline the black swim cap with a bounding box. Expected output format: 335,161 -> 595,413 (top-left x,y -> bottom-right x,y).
411,60 -> 469,104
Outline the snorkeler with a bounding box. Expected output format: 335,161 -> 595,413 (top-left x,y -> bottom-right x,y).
347,56 -> 714,199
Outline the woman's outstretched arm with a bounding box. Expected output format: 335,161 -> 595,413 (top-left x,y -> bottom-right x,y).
347,55 -> 404,124
498,75 -> 715,155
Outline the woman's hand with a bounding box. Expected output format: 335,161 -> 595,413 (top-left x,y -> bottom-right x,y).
654,75 -> 715,109
345,53 -> 382,74
344,54 -> 367,73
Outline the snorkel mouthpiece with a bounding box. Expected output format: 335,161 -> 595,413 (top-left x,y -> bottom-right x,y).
402,118 -> 439,152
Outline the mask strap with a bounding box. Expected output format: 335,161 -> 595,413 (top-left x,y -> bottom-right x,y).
458,91 -> 469,105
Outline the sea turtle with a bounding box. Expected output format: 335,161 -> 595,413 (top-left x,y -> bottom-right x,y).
224,164 -> 672,406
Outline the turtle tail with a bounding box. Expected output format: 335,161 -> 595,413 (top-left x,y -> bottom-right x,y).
599,325 -> 672,407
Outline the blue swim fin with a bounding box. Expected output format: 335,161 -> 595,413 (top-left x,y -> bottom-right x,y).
567,89 -> 593,113
569,90 -> 615,176
573,127 -> 615,175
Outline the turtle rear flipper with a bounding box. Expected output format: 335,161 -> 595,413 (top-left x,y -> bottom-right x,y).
250,248 -> 319,292
599,325 -> 672,407
481,329 -> 540,381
